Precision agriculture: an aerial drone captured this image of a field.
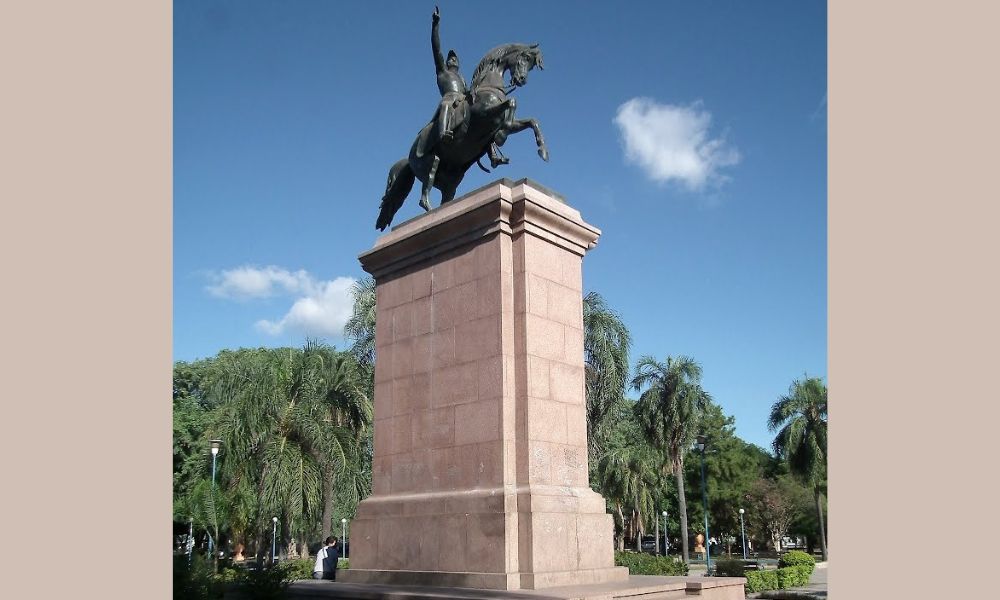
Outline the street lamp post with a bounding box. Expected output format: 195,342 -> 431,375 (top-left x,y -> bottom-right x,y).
208,440 -> 221,560
341,518 -> 348,559
739,508 -> 747,560
696,435 -> 711,575
272,517 -> 278,566
662,510 -> 668,556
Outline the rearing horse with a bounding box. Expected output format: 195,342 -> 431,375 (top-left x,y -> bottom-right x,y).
375,43 -> 547,231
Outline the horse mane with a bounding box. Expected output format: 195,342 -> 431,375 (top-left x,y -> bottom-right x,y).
471,43 -> 534,88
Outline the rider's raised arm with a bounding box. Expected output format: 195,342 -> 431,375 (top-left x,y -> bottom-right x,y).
431,7 -> 445,73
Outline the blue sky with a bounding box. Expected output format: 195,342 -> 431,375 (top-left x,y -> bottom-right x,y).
174,0 -> 827,451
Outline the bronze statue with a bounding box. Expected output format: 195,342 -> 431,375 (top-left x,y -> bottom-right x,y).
376,7 -> 547,231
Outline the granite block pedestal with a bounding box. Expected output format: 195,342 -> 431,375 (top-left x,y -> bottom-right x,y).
340,179 -> 626,591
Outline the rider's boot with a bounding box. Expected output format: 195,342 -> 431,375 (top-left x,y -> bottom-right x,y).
489,144 -> 509,169
439,104 -> 453,143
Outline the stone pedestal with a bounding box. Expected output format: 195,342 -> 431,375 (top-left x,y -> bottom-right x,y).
341,179 -> 628,590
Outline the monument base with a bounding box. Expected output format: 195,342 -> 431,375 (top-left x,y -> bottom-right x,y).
338,565 -> 628,590
284,576 -> 746,600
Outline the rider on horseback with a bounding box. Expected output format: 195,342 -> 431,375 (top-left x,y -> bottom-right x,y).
429,7 -> 507,168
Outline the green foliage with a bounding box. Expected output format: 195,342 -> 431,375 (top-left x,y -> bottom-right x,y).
230,564 -> 294,600
683,401 -> 769,545
338,558 -> 349,570
776,565 -> 812,588
174,554 -> 223,600
713,558 -> 747,577
172,342 -> 373,560
613,552 -> 688,575
744,570 -> 778,594
743,566 -> 812,593
631,354 -> 710,561
583,291 -> 632,459
594,413 -> 663,550
778,550 -> 815,569
769,376 -> 828,559
283,559 -> 315,581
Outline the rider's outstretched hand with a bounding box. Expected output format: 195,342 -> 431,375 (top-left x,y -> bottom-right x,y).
432,7 -> 440,24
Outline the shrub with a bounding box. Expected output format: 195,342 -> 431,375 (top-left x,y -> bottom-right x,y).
712,558 -> 746,578
744,569 -> 778,594
282,559 -> 315,581
776,565 -> 812,588
228,563 -> 294,600
614,551 -> 688,576
338,558 -> 349,570
174,554 -> 223,600
744,565 -> 812,593
778,550 -> 816,570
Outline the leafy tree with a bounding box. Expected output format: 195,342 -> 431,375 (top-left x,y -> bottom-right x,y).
593,410 -> 661,551
344,276 -> 376,395
173,359 -> 215,524
583,292 -> 632,461
631,355 -> 710,563
303,341 -> 372,540
204,345 -> 359,559
683,401 -> 769,556
744,477 -> 799,552
768,376 -> 828,560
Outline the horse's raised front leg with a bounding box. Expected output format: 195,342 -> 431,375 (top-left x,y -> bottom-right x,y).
506,117 -> 548,162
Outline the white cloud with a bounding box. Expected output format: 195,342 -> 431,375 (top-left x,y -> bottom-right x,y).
206,265 -> 314,300
206,265 -> 356,338
255,277 -> 356,337
614,97 -> 740,191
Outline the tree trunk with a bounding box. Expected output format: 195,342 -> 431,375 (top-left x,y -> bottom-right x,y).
655,519 -> 660,555
615,503 -> 625,552
675,463 -> 690,563
321,463 -> 335,539
814,488 -> 828,561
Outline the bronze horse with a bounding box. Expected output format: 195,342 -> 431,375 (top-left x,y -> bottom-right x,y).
375,43 -> 547,231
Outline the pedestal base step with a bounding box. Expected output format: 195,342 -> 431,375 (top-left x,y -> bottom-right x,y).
338,566 -> 628,590
282,575 -> 747,600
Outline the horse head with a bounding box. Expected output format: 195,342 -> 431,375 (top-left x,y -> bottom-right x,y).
472,43 -> 544,91
510,44 -> 544,87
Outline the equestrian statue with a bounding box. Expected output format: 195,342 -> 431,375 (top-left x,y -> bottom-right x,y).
375,7 -> 547,231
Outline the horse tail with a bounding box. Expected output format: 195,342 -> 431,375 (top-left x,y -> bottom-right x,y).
376,159 -> 415,231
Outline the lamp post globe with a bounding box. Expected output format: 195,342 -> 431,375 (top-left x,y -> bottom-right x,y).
271,517 -> 278,565
739,508 -> 748,560
208,440 -> 222,559
661,510 -> 668,555
341,518 -> 348,559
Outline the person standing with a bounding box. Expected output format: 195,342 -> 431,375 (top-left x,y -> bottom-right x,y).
312,536 -> 339,580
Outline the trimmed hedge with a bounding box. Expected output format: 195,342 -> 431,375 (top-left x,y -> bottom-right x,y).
778,550 -> 816,570
713,558 -> 747,577
745,569 -> 778,593
614,552 -> 688,576
744,565 -> 813,593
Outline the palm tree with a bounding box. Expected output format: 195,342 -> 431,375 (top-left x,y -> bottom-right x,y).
583,292 -> 632,461
344,276 -> 376,386
303,341 -> 372,540
631,355 -> 710,563
206,346 -> 354,560
768,376 -> 828,560
594,442 -> 658,552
